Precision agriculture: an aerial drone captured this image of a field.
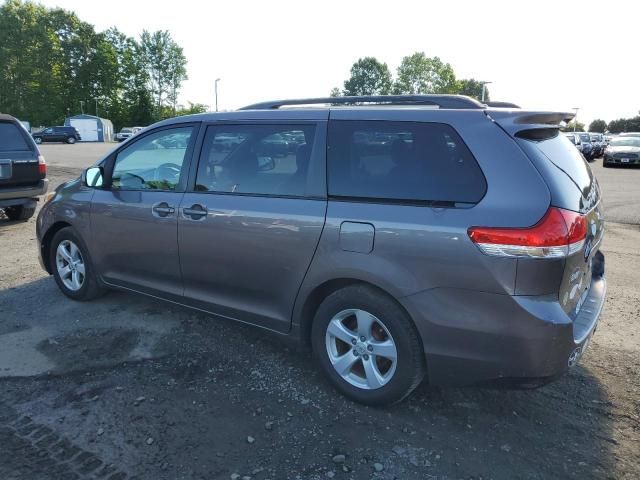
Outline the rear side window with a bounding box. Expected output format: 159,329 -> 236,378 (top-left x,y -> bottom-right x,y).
0,122 -> 30,151
327,121 -> 486,204
529,134 -> 593,195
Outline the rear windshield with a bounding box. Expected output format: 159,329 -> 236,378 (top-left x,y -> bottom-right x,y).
0,122 -> 31,151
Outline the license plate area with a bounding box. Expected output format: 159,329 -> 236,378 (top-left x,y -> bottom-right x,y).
621,158 -> 630,163
0,159 -> 12,179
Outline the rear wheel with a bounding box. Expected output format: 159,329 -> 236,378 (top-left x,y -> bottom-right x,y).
311,284 -> 426,405
4,205 -> 36,221
603,159 -> 611,168
66,136 -> 76,144
34,137 -> 42,144
50,227 -> 105,301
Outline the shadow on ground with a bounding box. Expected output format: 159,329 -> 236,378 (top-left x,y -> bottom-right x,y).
0,276 -> 621,479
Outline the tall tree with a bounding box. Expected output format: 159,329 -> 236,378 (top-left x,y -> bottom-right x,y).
588,119 -> 607,133
456,78 -> 489,101
139,30 -> 187,116
393,52 -> 457,95
342,57 -> 392,96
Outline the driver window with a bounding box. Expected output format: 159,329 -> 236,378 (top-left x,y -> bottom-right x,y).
111,126 -> 193,190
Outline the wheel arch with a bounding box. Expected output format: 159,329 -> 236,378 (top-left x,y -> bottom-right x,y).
295,277 -> 420,351
41,221 -> 72,273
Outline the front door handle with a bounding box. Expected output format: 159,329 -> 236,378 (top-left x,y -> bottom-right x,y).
182,204 -> 207,220
152,202 -> 175,217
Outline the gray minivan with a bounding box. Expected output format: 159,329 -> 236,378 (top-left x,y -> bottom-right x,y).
36,95 -> 606,405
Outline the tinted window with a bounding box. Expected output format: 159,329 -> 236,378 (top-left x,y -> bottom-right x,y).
111,127 -> 193,190
195,124 -> 316,196
0,122 -> 30,151
523,134 -> 593,197
327,121 -> 486,204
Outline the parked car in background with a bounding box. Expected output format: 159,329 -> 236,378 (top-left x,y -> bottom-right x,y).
589,133 -> 604,157
603,135 -> 640,167
564,132 -> 582,152
37,95 -> 606,405
32,126 -> 81,144
0,114 -> 48,220
115,127 -> 134,142
577,132 -> 595,160
115,126 -> 145,142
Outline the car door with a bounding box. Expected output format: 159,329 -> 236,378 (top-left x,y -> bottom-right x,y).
178,120 -> 327,333
42,128 -> 54,142
90,123 -> 199,299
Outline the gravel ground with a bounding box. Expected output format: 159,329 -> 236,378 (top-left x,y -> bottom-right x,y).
0,144 -> 638,480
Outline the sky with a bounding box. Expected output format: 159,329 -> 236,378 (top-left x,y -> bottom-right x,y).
38,0 -> 640,126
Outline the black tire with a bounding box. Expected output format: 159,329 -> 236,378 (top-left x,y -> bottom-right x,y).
603,160 -> 611,168
4,205 -> 36,221
311,284 -> 426,405
66,136 -> 76,144
34,137 -> 42,144
49,227 -> 106,301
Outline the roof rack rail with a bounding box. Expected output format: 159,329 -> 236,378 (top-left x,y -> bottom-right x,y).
239,94 -> 485,111
485,101 -> 521,108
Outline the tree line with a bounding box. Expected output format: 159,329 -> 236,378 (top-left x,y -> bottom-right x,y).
0,0 -> 205,130
331,53 -> 490,101
563,116 -> 640,134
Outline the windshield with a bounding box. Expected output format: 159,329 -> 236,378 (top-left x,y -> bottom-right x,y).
121,128 -> 132,133
579,134 -> 590,142
610,137 -> 640,147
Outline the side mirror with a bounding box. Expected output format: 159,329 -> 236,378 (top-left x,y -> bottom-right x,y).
83,166 -> 104,188
257,156 -> 275,172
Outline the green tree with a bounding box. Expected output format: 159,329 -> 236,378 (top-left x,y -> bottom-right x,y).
139,30 -> 188,116
608,116 -> 640,134
456,78 -> 488,101
588,119 -> 607,133
329,87 -> 341,97
393,52 -> 457,94
342,57 -> 392,96
175,102 -> 208,116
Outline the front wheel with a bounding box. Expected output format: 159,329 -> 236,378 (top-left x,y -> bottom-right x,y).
34,137 -> 42,144
50,227 -> 105,301
311,284 -> 426,405
66,136 -> 76,144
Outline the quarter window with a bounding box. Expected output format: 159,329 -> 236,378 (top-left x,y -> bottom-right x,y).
111,126 -> 193,191
195,124 -> 316,196
327,121 -> 486,204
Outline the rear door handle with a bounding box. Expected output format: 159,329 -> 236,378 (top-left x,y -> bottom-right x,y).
182,204 -> 207,220
152,202 -> 175,217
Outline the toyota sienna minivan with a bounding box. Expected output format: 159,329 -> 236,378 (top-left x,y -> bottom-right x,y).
36,95 -> 606,405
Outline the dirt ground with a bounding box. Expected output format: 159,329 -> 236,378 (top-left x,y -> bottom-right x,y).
0,144 -> 638,480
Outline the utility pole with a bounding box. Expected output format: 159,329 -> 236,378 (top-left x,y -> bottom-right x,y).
572,107 -> 580,132
95,99 -> 98,117
215,78 -> 221,112
480,81 -> 492,102
80,101 -> 84,114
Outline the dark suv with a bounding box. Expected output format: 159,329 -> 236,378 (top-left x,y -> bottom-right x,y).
0,114 -> 48,220
36,95 -> 606,405
32,126 -> 81,144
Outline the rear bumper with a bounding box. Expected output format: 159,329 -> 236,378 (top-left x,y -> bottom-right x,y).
400,269 -> 606,387
0,179 -> 48,206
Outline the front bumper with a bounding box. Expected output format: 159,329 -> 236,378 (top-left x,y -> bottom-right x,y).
0,179 -> 48,207
400,265 -> 606,387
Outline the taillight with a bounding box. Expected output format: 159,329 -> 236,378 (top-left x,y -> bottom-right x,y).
38,154 -> 46,176
468,207 -> 587,258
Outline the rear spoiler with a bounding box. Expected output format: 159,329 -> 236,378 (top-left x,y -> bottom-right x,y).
485,110 -> 575,138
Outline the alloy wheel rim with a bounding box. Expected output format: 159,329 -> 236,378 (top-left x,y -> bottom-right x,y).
325,309 -> 398,390
55,240 -> 85,291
